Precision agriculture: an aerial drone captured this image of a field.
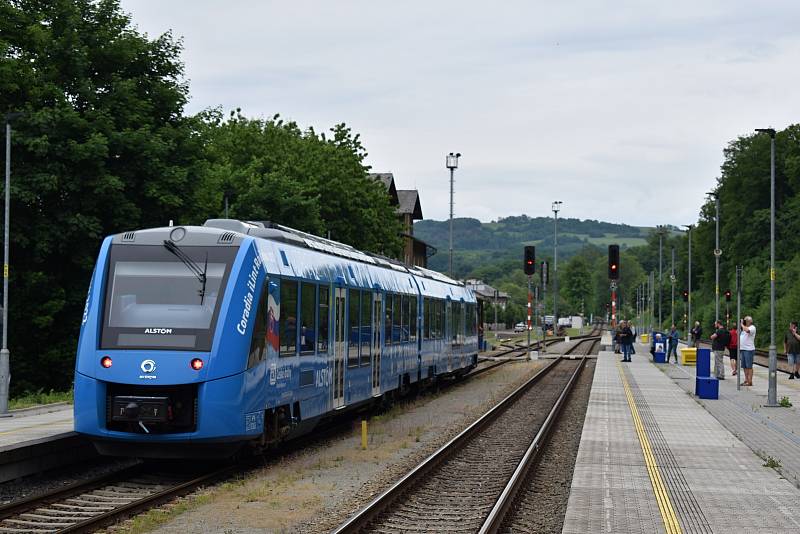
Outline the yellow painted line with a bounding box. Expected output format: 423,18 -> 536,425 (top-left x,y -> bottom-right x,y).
617,362 -> 683,534
0,418 -> 72,436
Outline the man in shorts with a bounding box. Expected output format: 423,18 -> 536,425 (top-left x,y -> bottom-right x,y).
784,321 -> 800,379
739,316 -> 757,386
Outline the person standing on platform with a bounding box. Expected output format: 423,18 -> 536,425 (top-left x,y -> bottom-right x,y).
739,316 -> 757,386
620,320 -> 634,362
710,320 -> 729,380
728,324 -> 739,376
784,321 -> 800,379
667,324 -> 680,363
690,321 -> 702,347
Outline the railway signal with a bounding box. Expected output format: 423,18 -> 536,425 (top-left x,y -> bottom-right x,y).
523,246 -> 535,276
608,245 -> 619,280
725,289 -> 732,302
682,289 -> 689,302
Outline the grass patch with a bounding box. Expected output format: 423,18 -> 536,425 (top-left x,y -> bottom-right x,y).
763,456 -> 782,469
119,492 -> 213,533
780,396 -> 793,408
9,389 -> 73,410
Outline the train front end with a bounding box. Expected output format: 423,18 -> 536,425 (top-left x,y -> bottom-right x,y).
74,224 -> 268,457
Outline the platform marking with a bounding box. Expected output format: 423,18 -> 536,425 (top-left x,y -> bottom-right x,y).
617,362 -> 682,534
0,418 -> 72,435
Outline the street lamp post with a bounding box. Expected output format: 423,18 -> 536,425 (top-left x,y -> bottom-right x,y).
1,112 -> 23,416
756,128 -> 777,406
670,247 -> 676,326
657,225 -> 666,329
552,201 -> 562,330
445,152 -> 461,278
683,224 -> 694,344
708,192 -> 722,321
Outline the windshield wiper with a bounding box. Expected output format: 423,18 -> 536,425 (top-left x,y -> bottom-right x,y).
163,239 -> 208,303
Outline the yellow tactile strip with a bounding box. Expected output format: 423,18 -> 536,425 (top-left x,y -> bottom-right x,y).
617,361 -> 683,534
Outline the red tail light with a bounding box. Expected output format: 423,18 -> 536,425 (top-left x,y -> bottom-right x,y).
190,358 -> 204,370
101,356 -> 113,368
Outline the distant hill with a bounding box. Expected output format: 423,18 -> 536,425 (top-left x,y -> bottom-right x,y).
414,215 -> 657,275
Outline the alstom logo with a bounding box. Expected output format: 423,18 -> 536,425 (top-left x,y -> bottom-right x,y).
144,328 -> 173,334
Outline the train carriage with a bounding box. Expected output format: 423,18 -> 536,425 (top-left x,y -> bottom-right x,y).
74,219 -> 478,457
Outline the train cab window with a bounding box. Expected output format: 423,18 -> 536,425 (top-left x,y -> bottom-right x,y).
348,289 -> 360,367
299,283 -> 316,355
393,294 -> 402,344
360,290 -> 371,366
318,286 -> 329,354
384,293 -> 393,345
247,283 -> 268,369
280,280 -> 298,357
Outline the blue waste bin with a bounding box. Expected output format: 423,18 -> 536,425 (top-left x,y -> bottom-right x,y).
651,331 -> 667,363
695,348 -> 718,399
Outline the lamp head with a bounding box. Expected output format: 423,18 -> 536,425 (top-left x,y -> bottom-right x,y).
755,128 -> 776,138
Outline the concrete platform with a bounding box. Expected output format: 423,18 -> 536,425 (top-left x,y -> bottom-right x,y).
0,405 -> 95,482
562,348 -> 800,534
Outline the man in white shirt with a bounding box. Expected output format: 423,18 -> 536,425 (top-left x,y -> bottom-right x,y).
739,316 -> 757,386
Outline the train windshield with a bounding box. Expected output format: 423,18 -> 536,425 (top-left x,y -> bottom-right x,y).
101,244 -> 237,351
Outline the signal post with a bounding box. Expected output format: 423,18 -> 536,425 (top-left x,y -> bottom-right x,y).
524,246 -> 536,358
608,245 -> 620,328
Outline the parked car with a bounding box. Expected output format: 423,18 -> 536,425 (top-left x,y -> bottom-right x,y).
514,322 -> 527,333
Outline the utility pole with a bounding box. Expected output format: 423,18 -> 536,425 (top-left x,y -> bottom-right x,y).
755,128 -> 777,406
736,265 -> 743,391
1,112 -> 23,416
445,152 -> 461,277
657,226 -> 665,329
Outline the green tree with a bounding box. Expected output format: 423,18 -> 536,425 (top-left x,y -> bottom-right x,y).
0,0 -> 203,393
562,254 -> 592,315
193,111 -> 402,257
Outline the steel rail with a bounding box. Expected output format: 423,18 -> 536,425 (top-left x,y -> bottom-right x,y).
479,355 -> 588,533
331,356 -> 569,534
0,463 -> 238,533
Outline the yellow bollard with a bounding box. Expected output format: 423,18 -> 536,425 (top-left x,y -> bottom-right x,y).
361,420 -> 368,450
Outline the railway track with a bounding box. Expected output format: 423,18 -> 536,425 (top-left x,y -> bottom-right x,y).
0,334 -> 599,532
333,337 -> 597,533
0,462 -> 237,533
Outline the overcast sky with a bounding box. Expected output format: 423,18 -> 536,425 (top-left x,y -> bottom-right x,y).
120,1 -> 800,227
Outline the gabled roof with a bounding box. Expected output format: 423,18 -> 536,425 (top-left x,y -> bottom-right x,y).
397,190 -> 423,219
367,172 -> 399,206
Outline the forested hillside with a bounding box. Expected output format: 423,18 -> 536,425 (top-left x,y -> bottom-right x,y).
415,216 -> 655,275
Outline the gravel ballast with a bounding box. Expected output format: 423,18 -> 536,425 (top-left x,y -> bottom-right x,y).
126,358 -> 554,533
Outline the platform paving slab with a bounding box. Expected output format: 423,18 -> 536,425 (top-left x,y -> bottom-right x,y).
562,349 -> 800,534
661,347 -> 800,490
0,405 -> 94,483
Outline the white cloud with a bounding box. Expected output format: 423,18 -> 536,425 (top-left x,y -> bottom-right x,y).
121,0 -> 800,226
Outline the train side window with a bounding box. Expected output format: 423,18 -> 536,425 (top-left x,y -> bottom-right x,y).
434,299 -> 442,339
409,296 -> 417,342
384,293 -> 393,345
393,294 -> 402,344
360,289 -> 371,366
318,286 -> 329,354
247,283 -> 268,369
422,298 -> 429,340
280,280 -> 298,357
348,289 -> 360,367
299,283 -> 316,355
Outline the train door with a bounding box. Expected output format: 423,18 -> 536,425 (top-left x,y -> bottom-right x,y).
371,292 -> 382,396
332,288 -> 346,409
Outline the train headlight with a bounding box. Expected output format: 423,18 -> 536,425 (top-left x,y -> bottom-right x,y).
190,358 -> 204,370
101,356 -> 113,368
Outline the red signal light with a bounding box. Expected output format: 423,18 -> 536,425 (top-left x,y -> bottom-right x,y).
101,356 -> 113,368
190,358 -> 204,370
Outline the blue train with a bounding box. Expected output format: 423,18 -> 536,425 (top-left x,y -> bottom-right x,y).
74,219 -> 479,457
